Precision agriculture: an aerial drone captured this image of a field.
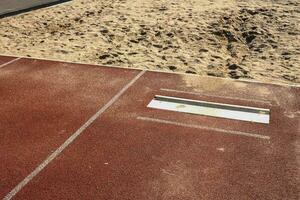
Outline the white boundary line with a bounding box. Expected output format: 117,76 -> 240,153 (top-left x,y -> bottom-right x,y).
160,88 -> 273,106
0,53 -> 299,88
0,57 -> 21,69
137,116 -> 270,140
3,70 -> 146,200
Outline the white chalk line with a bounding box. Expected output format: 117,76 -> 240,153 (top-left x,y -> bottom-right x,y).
0,57 -> 22,69
160,88 -> 273,106
3,70 -> 146,200
137,116 -> 270,140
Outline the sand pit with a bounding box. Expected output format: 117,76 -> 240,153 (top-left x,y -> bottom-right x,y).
0,0 -> 299,84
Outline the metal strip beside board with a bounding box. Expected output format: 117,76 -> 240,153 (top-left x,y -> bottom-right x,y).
147,95 -> 270,124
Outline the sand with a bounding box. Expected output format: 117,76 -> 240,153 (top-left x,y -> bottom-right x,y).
0,0 -> 299,84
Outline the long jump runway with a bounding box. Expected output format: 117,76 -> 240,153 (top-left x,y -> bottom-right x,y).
0,55 -> 299,199
0,0 -> 71,18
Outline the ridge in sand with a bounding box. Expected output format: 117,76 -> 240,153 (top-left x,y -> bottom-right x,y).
0,0 -> 299,84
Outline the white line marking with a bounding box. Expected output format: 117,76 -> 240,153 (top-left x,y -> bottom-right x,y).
3,70 -> 146,200
160,88 -> 272,106
137,116 -> 270,140
0,57 -> 21,69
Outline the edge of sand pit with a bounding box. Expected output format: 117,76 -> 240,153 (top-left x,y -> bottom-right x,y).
0,52 -> 299,88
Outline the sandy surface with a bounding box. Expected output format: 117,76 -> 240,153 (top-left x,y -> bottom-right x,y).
0,0 -> 299,84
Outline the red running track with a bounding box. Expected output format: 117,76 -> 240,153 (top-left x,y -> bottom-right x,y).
0,55 -> 299,200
